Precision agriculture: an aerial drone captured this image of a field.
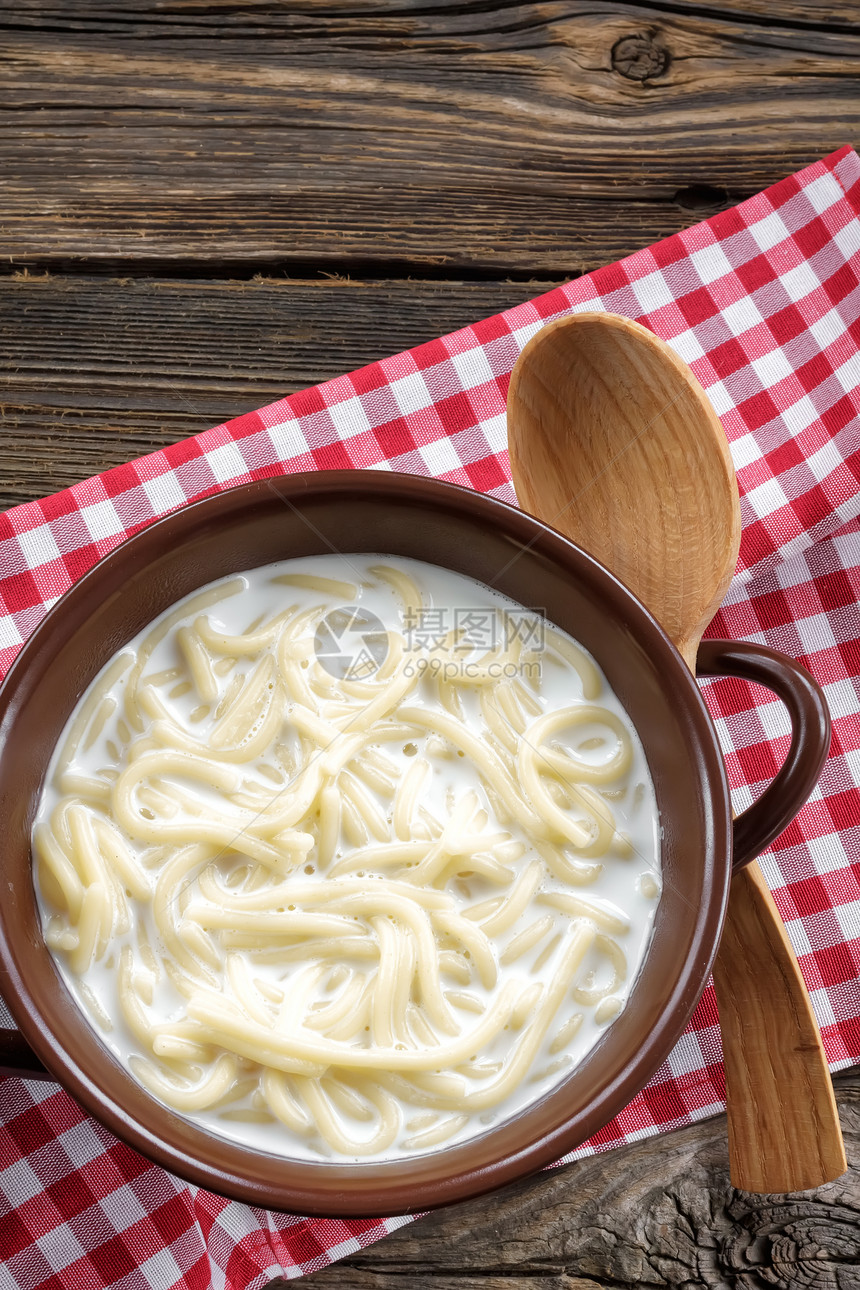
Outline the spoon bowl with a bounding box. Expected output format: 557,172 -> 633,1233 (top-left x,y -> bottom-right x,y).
508,313 -> 740,669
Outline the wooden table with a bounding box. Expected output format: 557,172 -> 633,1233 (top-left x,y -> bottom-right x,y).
2,3 -> 859,1285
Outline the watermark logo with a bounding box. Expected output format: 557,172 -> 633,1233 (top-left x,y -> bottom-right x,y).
314,604 -> 546,683
314,606 -> 389,680
402,606 -> 545,682
402,607 -> 545,653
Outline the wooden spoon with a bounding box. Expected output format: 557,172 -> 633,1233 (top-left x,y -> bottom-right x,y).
507,312 -> 846,1193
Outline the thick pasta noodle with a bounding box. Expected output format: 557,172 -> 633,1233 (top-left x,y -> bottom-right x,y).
33,555 -> 662,1161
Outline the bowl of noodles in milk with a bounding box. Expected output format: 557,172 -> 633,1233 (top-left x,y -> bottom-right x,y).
0,471 -> 830,1215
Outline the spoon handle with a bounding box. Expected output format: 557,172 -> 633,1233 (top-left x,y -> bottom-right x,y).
696,639 -> 845,1192
712,864 -> 847,1192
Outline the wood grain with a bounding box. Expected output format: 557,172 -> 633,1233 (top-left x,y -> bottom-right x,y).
265,1070 -> 860,1290
506,311 -> 741,662
0,273 -> 543,507
1,1 -> 858,274
714,864 -> 847,1193
506,311 -> 843,1194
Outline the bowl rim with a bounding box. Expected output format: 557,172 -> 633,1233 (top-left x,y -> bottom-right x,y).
0,470 -> 731,1215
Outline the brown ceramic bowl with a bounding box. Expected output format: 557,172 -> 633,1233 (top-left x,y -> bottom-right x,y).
0,471 -> 830,1216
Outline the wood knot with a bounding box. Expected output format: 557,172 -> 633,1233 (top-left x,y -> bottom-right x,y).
674,184 -> 730,212
611,33 -> 669,82
721,1200 -> 860,1288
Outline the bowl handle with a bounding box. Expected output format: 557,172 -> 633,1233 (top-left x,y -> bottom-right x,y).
0,1023 -> 48,1080
695,639 -> 831,873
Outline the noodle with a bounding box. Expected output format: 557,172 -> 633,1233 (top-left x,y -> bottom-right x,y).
34,555 -> 660,1160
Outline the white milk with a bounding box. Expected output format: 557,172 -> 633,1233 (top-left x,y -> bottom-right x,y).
34,554 -> 662,1162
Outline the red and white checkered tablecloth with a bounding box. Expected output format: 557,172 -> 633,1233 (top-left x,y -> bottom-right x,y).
2,144 -> 860,1289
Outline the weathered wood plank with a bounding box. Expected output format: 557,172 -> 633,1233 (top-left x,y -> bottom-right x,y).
3,0 -> 857,37
281,1070 -> 860,1289
1,2 -> 857,274
271,1278 -> 593,1289
0,0 -> 848,20
0,273 -> 547,507
288,1280 -> 589,1290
